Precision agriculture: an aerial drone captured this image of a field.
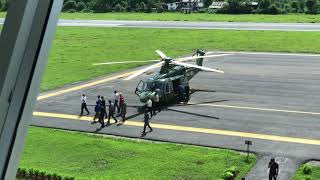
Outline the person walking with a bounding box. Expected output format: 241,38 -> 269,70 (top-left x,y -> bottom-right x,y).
146,98 -> 153,117
113,91 -> 119,113
142,109 -> 153,134
153,92 -> 161,115
120,102 -> 127,122
101,96 -> 107,117
119,93 -> 125,115
93,95 -> 102,123
98,106 -> 106,128
80,94 -> 89,116
107,100 -> 118,125
268,158 -> 279,180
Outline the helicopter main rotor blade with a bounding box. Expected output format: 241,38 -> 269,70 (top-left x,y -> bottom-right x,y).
92,60 -> 160,66
176,54 -> 232,62
155,50 -> 167,59
124,61 -> 164,80
171,61 -> 224,74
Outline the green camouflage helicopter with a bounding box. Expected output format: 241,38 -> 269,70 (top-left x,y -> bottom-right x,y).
94,49 -> 227,105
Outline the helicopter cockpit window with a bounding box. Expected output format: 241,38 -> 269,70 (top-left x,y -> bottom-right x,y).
142,80 -> 154,91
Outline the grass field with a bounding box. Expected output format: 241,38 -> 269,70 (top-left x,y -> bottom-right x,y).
2,12 -> 320,23
293,163 -> 320,180
42,27 -> 320,91
20,127 -> 256,179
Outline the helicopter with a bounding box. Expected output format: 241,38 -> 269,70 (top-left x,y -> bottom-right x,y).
94,49 -> 227,105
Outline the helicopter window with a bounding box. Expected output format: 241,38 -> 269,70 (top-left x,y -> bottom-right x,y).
142,81 -> 154,91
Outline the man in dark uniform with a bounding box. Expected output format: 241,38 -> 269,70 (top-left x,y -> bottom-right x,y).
98,106 -> 106,128
107,100 -> 118,125
142,109 -> 153,135
268,158 -> 279,180
80,94 -> 89,116
93,95 -> 102,123
101,96 -> 107,118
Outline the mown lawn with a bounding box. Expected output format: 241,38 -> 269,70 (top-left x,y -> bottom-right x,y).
293,163 -> 320,180
43,27 -> 320,91
20,127 -> 256,179
2,12 -> 320,23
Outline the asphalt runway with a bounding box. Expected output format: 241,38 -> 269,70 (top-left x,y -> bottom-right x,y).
2,18 -> 320,31
33,52 -> 320,179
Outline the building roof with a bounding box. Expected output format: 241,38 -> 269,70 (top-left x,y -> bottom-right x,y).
209,1 -> 228,9
180,0 -> 203,3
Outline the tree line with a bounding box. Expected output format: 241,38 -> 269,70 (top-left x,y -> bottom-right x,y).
1,0 -> 320,14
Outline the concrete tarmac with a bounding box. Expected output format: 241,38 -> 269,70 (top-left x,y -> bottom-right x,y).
2,18 -> 320,31
33,52 -> 320,179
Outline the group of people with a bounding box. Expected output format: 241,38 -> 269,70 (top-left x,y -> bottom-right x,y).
80,91 -> 127,128
80,90 -> 161,135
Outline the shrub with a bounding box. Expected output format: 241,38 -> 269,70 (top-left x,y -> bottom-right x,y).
222,171 -> 234,180
76,2 -> 86,11
222,166 -> 238,180
269,4 -> 281,14
28,169 -> 34,178
63,0 -> 77,12
302,164 -> 312,175
114,3 -> 125,12
304,176 -> 314,180
306,0 -> 318,14
68,9 -> 77,13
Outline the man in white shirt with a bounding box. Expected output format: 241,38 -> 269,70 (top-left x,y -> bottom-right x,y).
80,94 -> 89,116
113,90 -> 119,113
146,98 -> 153,117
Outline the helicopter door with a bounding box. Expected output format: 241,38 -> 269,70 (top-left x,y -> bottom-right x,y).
165,81 -> 175,103
135,80 -> 144,95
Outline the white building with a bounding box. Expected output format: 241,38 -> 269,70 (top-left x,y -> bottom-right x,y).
167,2 -> 178,11
179,0 -> 204,9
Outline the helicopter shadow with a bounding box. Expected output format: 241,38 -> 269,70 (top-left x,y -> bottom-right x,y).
166,108 -> 220,120
190,88 -> 217,95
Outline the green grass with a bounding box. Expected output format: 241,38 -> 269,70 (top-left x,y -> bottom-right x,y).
20,127 -> 256,179
2,12 -> 320,23
293,163 -> 320,180
43,27 -> 320,91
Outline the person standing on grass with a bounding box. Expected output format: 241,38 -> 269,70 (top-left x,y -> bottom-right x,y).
146,98 -> 153,117
80,94 -> 89,116
107,100 -> 118,125
113,91 -> 120,113
268,158 -> 279,180
142,109 -> 153,134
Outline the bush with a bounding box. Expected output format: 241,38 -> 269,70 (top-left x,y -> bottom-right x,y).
306,0 -> 318,14
1,1 -> 9,11
304,176 -> 314,180
303,164 -> 312,175
222,171 -> 234,180
63,0 -> 77,12
291,1 -> 299,12
68,9 -> 77,13
114,3 -> 125,12
222,166 -> 238,180
76,2 -> 86,11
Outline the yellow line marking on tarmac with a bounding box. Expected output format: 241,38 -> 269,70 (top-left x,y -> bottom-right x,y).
33,111 -> 320,146
37,70 -> 138,101
192,103 -> 320,116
